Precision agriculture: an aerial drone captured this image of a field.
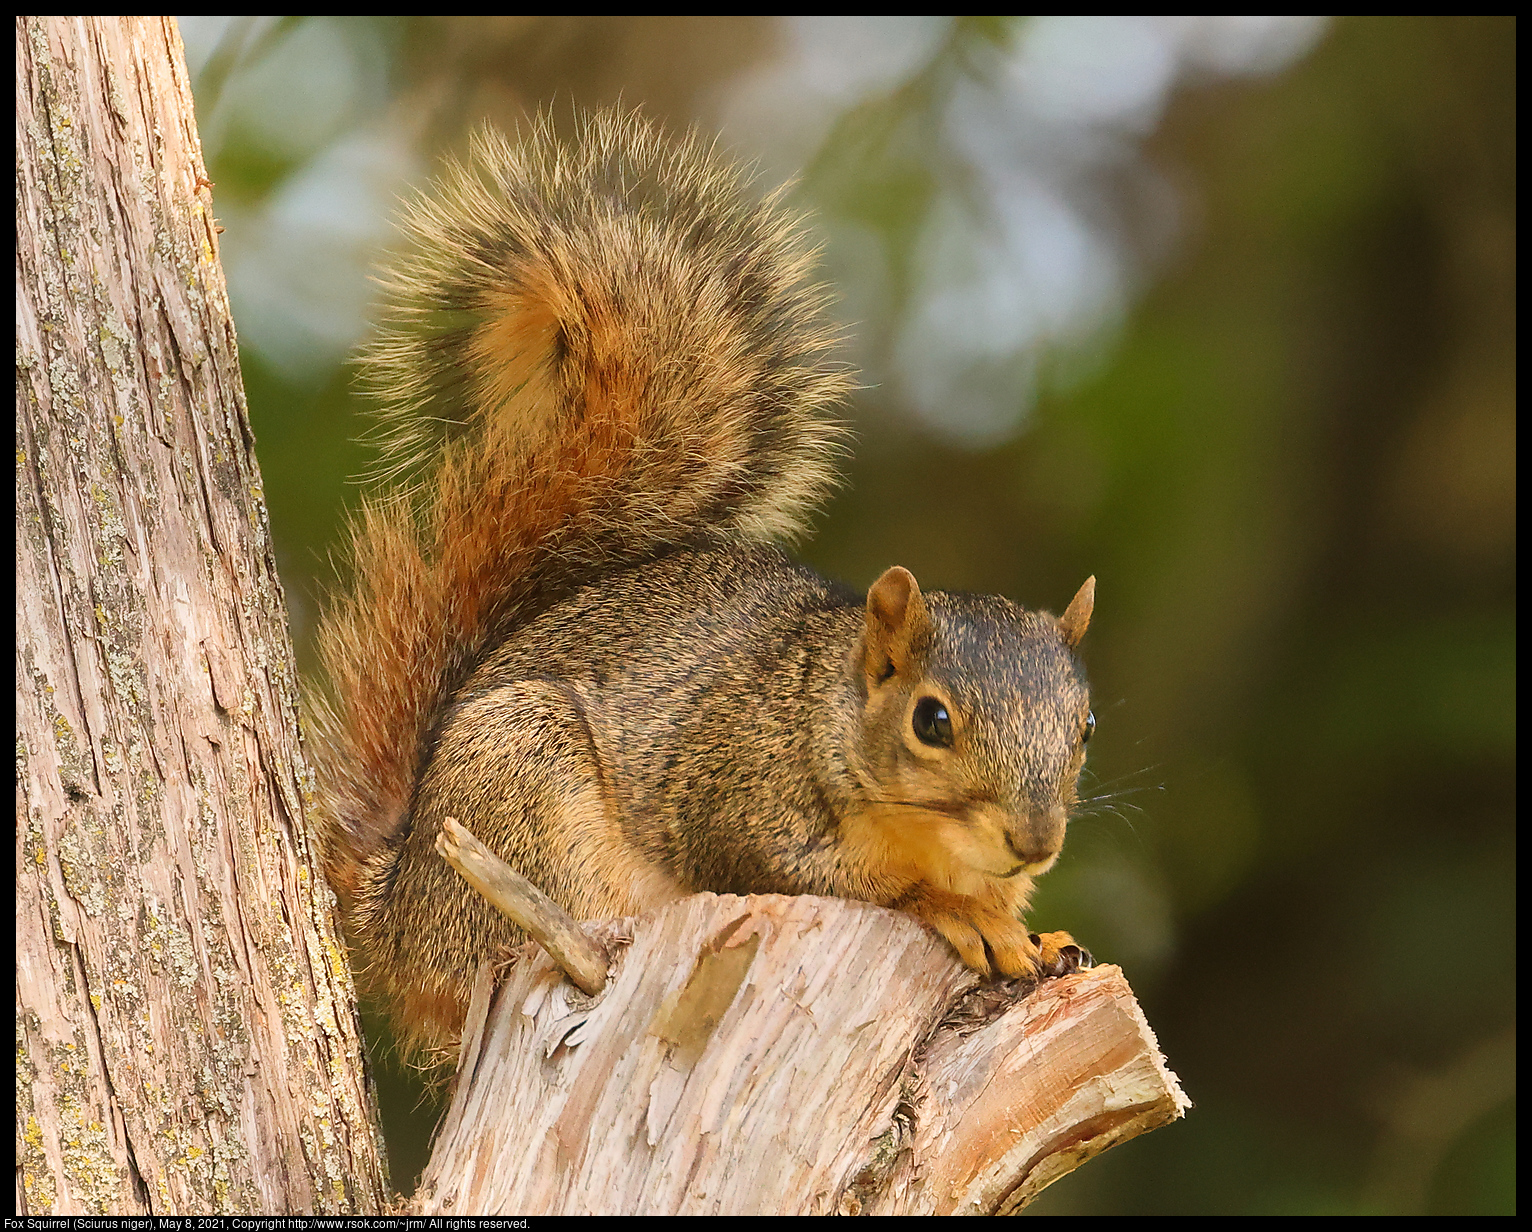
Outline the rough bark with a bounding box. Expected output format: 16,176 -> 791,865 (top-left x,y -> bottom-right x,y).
417,893 -> 1188,1215
16,16 -> 388,1215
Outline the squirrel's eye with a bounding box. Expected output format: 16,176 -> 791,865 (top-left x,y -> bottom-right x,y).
1082,711 -> 1096,745
912,697 -> 953,748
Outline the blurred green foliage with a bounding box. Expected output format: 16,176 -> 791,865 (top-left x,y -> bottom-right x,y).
188,15 -> 1514,1213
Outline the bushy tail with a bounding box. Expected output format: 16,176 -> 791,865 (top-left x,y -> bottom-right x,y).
310,110 -> 850,903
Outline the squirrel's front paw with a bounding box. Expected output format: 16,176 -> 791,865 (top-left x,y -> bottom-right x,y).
1029,930 -> 1094,978
901,887 -> 1047,980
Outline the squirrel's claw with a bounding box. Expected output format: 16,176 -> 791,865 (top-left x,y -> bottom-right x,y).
1030,931 -> 1093,978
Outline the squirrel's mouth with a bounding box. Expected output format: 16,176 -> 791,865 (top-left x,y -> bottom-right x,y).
867,798 -> 1063,882
959,840 -> 1040,881
992,851 -> 1057,878
1014,851 -> 1061,878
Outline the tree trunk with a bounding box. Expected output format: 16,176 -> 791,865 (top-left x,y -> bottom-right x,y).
15,16 -> 389,1215
417,893 -> 1188,1215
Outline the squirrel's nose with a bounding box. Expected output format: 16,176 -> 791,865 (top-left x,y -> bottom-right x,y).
1005,836 -> 1058,868
1005,806 -> 1067,867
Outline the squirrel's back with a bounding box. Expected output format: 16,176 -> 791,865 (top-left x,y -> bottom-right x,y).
311,110 -> 850,910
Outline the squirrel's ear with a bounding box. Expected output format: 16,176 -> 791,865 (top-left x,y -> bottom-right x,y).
1057,576 -> 1095,650
864,566 -> 932,684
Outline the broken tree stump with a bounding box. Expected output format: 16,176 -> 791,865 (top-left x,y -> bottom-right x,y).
411,890 -> 1187,1214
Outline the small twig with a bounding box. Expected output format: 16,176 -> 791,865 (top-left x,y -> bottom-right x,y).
435,817 -> 610,995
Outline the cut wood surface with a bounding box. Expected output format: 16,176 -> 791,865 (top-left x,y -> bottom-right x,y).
415,893 -> 1188,1215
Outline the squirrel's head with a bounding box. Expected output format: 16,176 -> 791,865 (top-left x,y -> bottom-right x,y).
852,567 -> 1095,889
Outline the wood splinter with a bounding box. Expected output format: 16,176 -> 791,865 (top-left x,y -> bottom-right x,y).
435,816 -> 610,995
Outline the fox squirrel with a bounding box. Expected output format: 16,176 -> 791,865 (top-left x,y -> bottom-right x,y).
310,110 -> 1097,1062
